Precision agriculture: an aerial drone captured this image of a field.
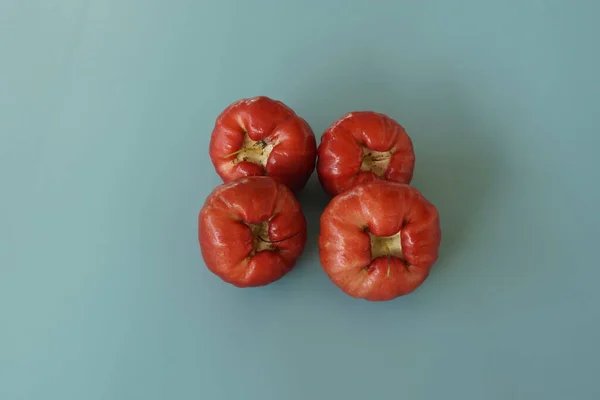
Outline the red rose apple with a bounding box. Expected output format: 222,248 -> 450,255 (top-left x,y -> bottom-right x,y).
317,111 -> 415,196
198,176 -> 307,287
318,181 -> 441,301
209,96 -> 317,192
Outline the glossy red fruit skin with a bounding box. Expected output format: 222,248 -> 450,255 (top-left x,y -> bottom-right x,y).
209,96 -> 317,192
318,181 -> 441,301
317,111 -> 415,196
198,176 -> 307,287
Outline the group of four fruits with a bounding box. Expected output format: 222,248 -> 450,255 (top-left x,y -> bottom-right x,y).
199,96 -> 441,301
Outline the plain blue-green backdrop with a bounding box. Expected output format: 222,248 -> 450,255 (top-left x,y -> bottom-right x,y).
2,1 -> 599,399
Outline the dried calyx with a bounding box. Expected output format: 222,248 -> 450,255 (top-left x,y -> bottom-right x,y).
246,221 -> 299,256
369,231 -> 403,260
223,132 -> 274,167
360,147 -> 393,177
367,230 -> 407,278
248,221 -> 274,254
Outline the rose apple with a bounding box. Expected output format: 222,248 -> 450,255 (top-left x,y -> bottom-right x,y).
198,176 -> 307,287
209,96 -> 317,192
317,111 -> 415,196
318,181 -> 441,301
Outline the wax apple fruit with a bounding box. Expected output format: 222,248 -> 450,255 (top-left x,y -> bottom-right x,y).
317,111 -> 415,196
198,176 -> 307,287
209,96 -> 317,192
318,181 -> 441,301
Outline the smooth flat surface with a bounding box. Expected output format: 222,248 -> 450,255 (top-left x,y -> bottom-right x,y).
1,1 -> 599,399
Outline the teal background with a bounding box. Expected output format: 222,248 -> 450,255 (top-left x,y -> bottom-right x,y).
2,1 -> 599,399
